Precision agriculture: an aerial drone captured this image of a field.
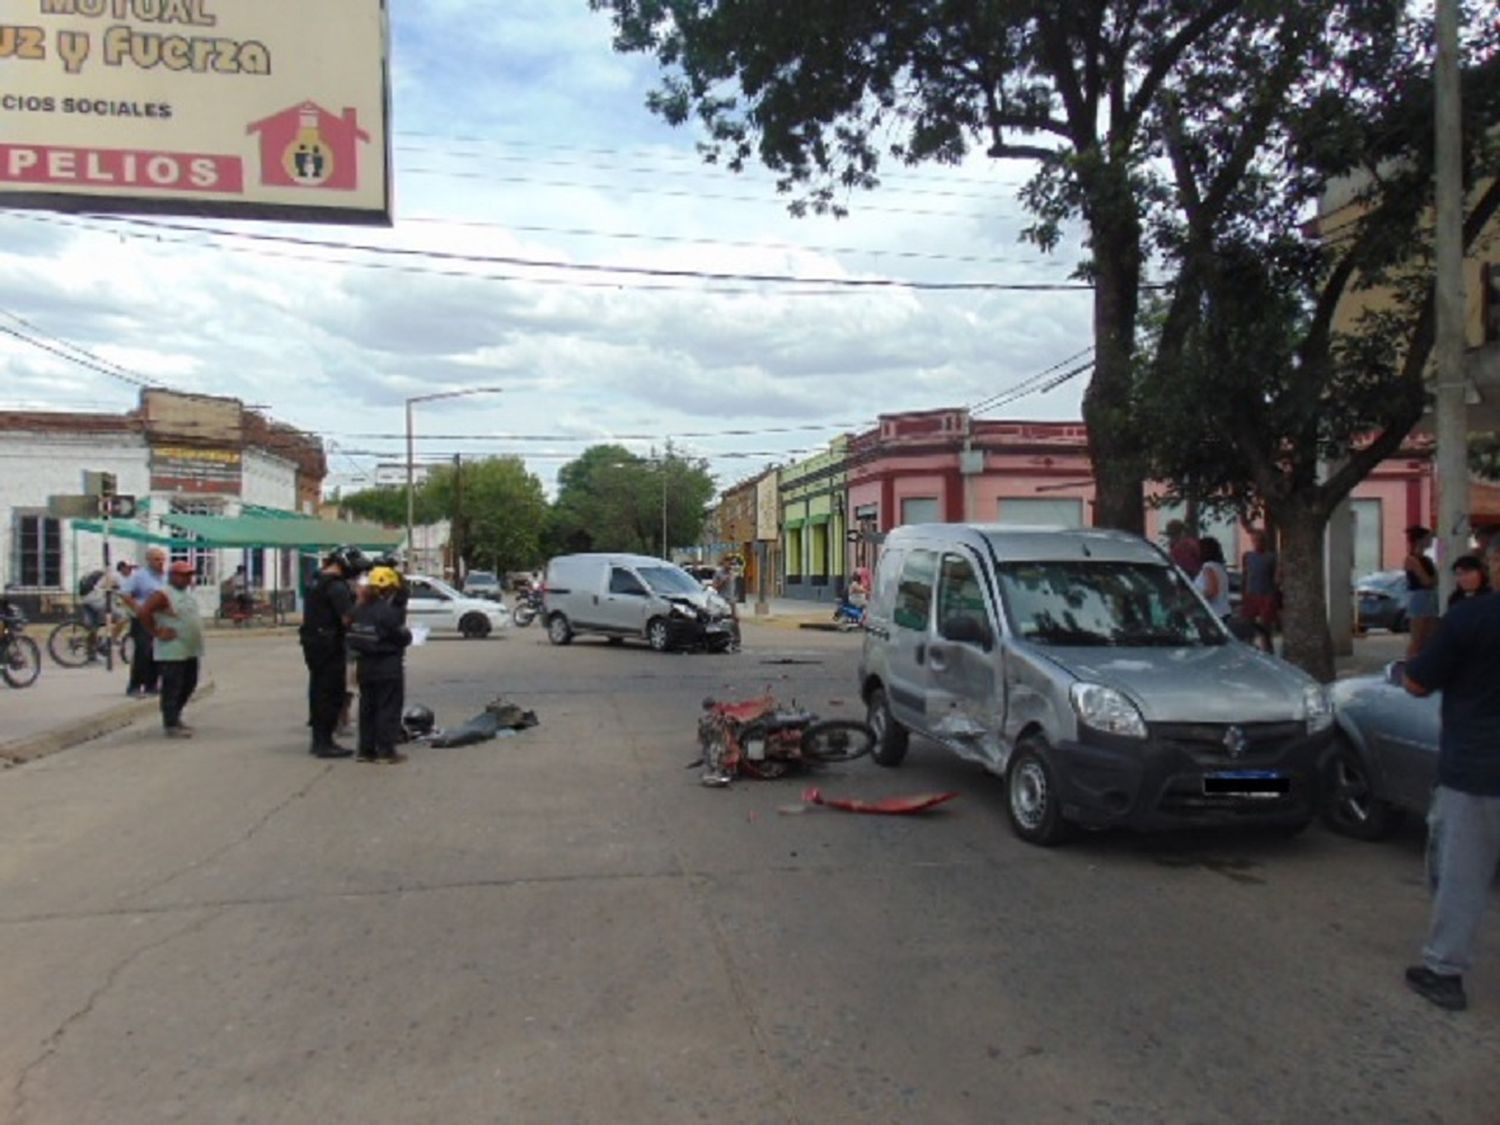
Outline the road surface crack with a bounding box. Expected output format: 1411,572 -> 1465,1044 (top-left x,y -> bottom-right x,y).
7,908 -> 222,1124
134,762 -> 337,900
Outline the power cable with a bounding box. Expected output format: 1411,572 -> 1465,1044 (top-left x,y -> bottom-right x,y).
80,215 -> 1101,293
0,308 -> 162,389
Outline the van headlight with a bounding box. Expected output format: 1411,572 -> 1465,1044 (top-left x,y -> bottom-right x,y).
1070,683 -> 1147,739
1303,684 -> 1333,734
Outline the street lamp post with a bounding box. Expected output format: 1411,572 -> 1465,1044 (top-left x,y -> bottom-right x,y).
404,387 -> 504,570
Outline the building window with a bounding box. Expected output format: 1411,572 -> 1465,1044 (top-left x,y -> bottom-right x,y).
13,513 -> 62,589
998,497 -> 1085,529
899,497 -> 940,526
168,500 -> 221,587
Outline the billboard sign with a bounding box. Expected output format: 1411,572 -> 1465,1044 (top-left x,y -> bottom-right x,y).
1,0 -> 391,225
151,445 -> 242,494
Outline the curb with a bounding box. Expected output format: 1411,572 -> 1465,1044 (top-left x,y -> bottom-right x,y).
0,679 -> 218,767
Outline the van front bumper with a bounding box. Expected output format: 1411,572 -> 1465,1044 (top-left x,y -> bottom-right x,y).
1053,721 -> 1331,831
665,615 -> 736,649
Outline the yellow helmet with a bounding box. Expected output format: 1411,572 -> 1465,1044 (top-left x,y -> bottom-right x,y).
368,566 -> 401,591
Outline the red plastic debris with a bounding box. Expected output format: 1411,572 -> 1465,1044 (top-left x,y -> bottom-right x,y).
801,788 -> 959,815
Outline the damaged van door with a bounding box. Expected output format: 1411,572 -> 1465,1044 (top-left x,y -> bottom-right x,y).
924,550 -> 1006,768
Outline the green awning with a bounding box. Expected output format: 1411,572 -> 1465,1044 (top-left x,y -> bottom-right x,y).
160,514 -> 402,550
807,513 -> 833,526
71,519 -> 199,548
784,518 -> 806,530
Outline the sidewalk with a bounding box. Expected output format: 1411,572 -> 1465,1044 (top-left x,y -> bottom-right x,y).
1,659 -> 161,765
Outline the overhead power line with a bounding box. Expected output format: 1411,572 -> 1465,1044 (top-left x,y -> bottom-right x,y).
77,215 -> 1100,293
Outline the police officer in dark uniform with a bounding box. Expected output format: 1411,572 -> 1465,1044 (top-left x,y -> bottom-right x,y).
300,545 -> 366,758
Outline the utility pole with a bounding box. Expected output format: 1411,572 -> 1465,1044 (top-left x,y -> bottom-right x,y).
452,453 -> 463,583
661,456 -> 669,561
405,398 -> 415,568
1434,0 -> 1467,603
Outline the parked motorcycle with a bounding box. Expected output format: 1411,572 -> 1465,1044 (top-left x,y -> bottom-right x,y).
512,587 -> 544,628
832,598 -> 866,631
696,693 -> 875,786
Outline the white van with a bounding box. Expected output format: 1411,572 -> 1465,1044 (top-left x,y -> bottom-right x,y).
542,553 -> 737,652
859,525 -> 1332,845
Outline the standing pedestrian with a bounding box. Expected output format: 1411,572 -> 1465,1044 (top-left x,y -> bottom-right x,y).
119,547 -> 166,697
1239,529 -> 1280,639
139,561 -> 204,739
1447,554 -> 1490,611
300,546 -> 364,759
1403,525 -> 1439,659
1400,545 -> 1500,1012
1165,519 -> 1202,579
1194,536 -> 1233,621
347,566 -> 411,764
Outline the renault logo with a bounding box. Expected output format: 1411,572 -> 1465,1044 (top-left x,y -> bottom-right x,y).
1223,726 -> 1249,759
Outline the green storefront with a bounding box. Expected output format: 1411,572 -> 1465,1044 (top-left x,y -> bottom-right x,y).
778,438 -> 848,602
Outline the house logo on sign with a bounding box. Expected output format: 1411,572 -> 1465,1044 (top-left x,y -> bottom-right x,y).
246,102 -> 370,191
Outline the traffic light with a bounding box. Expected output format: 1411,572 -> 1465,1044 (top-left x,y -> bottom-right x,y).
82,471 -> 117,497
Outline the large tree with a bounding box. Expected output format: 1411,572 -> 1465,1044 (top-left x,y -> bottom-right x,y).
424,456 -> 550,577
1138,20 -> 1500,679
592,0 -> 1325,533
546,443 -> 716,556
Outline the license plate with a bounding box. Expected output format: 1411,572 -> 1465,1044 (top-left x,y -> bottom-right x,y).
1203,770 -> 1290,798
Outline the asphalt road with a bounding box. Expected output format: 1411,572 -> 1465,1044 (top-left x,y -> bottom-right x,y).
0,623 -> 1495,1124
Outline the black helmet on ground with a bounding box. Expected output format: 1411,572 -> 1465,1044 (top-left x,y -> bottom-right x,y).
402,704 -> 436,738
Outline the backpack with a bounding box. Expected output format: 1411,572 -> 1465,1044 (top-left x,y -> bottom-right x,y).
77,569 -> 105,597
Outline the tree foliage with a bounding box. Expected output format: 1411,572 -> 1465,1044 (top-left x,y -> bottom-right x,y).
591,0 -> 1334,532
424,457 -> 549,576
1137,11 -> 1500,678
545,443 -> 716,557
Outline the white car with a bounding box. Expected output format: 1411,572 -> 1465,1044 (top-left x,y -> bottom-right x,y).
405,575 -> 511,639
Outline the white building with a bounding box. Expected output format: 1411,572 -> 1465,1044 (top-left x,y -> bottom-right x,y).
1,389 -> 331,618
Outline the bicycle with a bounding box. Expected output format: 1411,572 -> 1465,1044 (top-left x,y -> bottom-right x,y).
1,604 -> 42,688
215,594 -> 280,627
48,614 -> 135,669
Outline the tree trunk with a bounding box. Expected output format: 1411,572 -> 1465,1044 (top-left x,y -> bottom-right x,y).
1083,207 -> 1145,534
1276,504 -> 1334,682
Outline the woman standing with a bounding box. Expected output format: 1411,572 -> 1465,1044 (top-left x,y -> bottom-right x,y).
1403,525 -> 1438,659
1194,537 -> 1233,621
1446,554 -> 1490,611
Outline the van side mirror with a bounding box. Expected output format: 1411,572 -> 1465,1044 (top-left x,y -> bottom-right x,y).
942,614 -> 993,650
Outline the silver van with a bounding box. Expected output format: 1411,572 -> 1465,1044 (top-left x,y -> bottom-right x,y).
858,525 -> 1333,844
542,553 -> 737,652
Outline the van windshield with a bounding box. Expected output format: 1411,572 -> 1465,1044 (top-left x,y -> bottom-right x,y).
995,560 -> 1226,647
637,566 -> 702,597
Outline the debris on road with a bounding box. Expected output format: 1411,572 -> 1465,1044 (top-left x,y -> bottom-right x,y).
419,697 -> 539,748
802,788 -> 959,815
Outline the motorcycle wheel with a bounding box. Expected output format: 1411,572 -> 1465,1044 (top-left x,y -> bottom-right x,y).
514,605 -> 537,628
800,719 -> 876,762
739,757 -> 792,780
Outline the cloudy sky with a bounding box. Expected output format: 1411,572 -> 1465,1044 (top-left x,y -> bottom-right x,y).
0,3 -> 1094,497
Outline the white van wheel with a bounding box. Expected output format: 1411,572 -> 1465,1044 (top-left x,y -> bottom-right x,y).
867,687 -> 909,767
646,618 -> 672,652
547,614 -> 573,646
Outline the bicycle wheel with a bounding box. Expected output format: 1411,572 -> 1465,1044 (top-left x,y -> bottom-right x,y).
3,635 -> 42,688
48,620 -> 94,668
800,719 -> 876,763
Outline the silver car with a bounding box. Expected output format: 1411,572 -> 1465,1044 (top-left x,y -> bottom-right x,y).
1323,666 -> 1437,839
858,525 -> 1334,845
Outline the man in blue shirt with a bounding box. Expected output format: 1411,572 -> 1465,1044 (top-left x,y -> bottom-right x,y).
120,546 -> 167,697
1402,545 -> 1500,1011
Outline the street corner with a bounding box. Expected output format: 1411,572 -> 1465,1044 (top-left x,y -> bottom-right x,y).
0,680 -> 217,767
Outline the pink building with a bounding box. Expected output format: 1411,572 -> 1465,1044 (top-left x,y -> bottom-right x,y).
844,409 -> 1432,577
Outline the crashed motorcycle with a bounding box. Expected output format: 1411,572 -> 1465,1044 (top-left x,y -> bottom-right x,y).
696,693 -> 875,785
512,587 -> 544,628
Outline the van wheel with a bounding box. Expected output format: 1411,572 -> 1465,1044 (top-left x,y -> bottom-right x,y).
547,614 -> 573,645
1006,738 -> 1073,846
459,613 -> 491,639
646,618 -> 673,652
866,687 -> 908,767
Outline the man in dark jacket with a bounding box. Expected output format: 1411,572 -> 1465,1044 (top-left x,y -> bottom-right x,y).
1401,545 -> 1500,1012
347,565 -> 412,764
299,546 -> 365,758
